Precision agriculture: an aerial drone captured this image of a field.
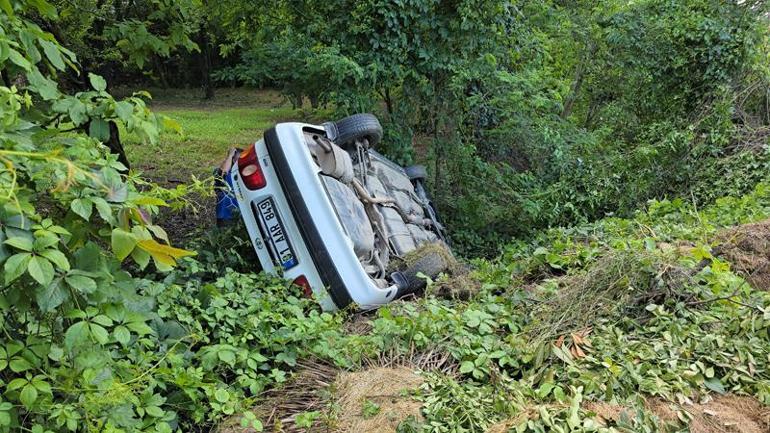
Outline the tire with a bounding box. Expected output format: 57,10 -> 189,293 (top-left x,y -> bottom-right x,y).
404,165 -> 427,181
325,113 -> 383,147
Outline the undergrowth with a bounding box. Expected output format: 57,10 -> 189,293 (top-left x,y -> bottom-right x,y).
127,182 -> 770,431
3,171 -> 769,433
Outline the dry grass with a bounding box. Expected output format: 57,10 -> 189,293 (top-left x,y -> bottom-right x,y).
334,367 -> 424,433
584,395 -> 770,433
215,359 -> 338,433
389,241 -> 460,274
526,251 -> 655,340
217,348 -> 456,433
523,248 -> 706,341
715,218 -> 770,291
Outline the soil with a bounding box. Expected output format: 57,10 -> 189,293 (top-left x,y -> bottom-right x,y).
715,219 -> 770,291
155,192 -> 216,244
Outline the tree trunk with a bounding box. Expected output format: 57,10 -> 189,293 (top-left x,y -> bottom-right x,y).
384,88 -> 394,116
106,121 -> 130,170
561,41 -> 596,120
201,25 -> 215,99
0,70 -> 10,87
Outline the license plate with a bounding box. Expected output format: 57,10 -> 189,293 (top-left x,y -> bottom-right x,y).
255,198 -> 298,269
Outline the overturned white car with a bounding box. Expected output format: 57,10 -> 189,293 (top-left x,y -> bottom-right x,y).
227,114 -> 450,311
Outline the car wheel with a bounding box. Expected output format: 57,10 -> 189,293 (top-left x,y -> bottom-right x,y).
404,165 -> 427,181
325,113 -> 383,147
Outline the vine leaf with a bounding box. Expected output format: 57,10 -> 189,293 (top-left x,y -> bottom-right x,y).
70,198 -> 93,221
27,256 -> 54,286
4,253 -> 31,284
88,73 -> 107,92
137,239 -> 196,269
111,229 -> 137,261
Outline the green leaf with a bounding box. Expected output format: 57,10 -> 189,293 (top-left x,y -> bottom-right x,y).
39,39 -> 65,71
91,314 -> 113,326
28,0 -> 57,17
64,321 -> 89,350
145,405 -> 164,417
32,377 -> 51,394
89,118 -> 110,142
88,73 -> 107,92
70,198 -> 93,221
218,350 -> 236,365
130,247 -> 151,269
9,357 -> 32,372
36,280 -> 69,312
65,274 -> 97,294
4,236 -> 33,251
33,234 -> 59,250
74,242 -> 101,272
92,197 -> 114,223
40,249 -> 69,271
20,384 -> 38,408
66,98 -> 88,125
704,377 -> 726,394
0,231 -> 10,265
114,325 -> 130,345
111,228 -> 137,261
147,225 -> 169,243
114,101 -> 134,121
7,378 -> 26,391
214,389 -> 230,403
90,323 -> 109,344
27,256 -> 54,286
459,361 -> 474,374
27,68 -> 59,99
126,320 -> 153,335
48,345 -> 63,361
0,0 -> 14,17
8,48 -> 31,70
3,252 -> 31,283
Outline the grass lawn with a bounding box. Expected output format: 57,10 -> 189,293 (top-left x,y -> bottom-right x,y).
123,88 -> 328,182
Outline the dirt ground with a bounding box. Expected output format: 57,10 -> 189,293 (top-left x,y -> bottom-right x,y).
156,192 -> 216,244
715,219 -> 770,291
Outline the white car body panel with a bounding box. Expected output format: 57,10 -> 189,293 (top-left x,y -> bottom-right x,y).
230,122 -> 399,311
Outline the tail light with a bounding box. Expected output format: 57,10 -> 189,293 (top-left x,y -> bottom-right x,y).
292,275 -> 313,298
238,144 -> 266,190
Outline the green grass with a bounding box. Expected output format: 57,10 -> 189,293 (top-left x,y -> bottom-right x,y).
123,88 -> 328,182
